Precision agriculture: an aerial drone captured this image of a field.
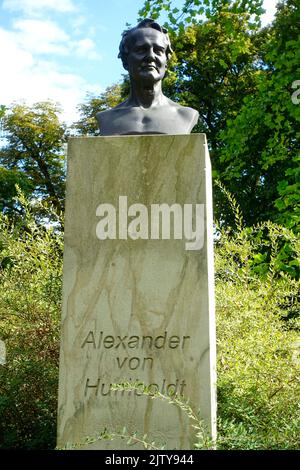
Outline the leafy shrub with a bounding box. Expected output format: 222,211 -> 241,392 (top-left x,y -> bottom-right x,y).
0,190 -> 299,449
215,184 -> 300,449
0,193 -> 63,449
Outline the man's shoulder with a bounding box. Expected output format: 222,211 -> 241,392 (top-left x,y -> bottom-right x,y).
166,98 -> 198,117
96,101 -> 128,120
166,100 -> 199,130
96,108 -> 117,120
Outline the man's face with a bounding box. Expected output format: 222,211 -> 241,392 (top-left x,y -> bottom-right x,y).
125,28 -> 168,83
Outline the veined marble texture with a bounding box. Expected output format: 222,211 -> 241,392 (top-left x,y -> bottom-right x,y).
57,134 -> 216,450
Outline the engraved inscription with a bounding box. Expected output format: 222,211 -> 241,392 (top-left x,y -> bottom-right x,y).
81,331 -> 191,350
80,330 -> 191,396
116,356 -> 154,370
84,378 -> 187,397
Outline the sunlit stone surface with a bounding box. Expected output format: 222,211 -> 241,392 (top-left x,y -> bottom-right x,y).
57,134 -> 216,449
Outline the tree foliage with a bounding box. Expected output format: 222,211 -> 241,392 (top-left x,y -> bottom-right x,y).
161,11 -> 263,146
139,0 -> 265,30
72,83 -> 127,136
219,0 -> 300,230
0,168 -> 33,215
0,102 -> 66,214
138,0 -> 300,230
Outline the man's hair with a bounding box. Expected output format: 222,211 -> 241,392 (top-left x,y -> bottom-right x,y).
118,18 -> 173,69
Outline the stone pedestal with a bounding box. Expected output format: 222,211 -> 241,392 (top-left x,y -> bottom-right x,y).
57,134 -> 216,449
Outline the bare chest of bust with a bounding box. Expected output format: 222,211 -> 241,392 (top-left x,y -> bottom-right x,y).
97,104 -> 198,135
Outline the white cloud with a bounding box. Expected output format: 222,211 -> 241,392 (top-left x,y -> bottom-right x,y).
74,38 -> 102,60
0,26 -> 101,124
71,15 -> 87,36
0,1 -> 103,125
12,19 -> 70,55
10,18 -> 102,60
3,0 -> 76,15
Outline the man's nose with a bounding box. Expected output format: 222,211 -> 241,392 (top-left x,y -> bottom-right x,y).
145,48 -> 156,61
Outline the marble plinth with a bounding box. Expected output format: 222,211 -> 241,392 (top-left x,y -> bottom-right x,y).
57,134 -> 216,450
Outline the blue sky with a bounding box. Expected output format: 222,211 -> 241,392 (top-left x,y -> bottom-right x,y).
0,0 -> 277,124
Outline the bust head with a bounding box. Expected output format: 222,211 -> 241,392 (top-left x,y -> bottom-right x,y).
118,19 -> 173,80
96,18 -> 199,135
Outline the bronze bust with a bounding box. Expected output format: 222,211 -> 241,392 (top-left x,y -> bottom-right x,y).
96,19 -> 199,135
